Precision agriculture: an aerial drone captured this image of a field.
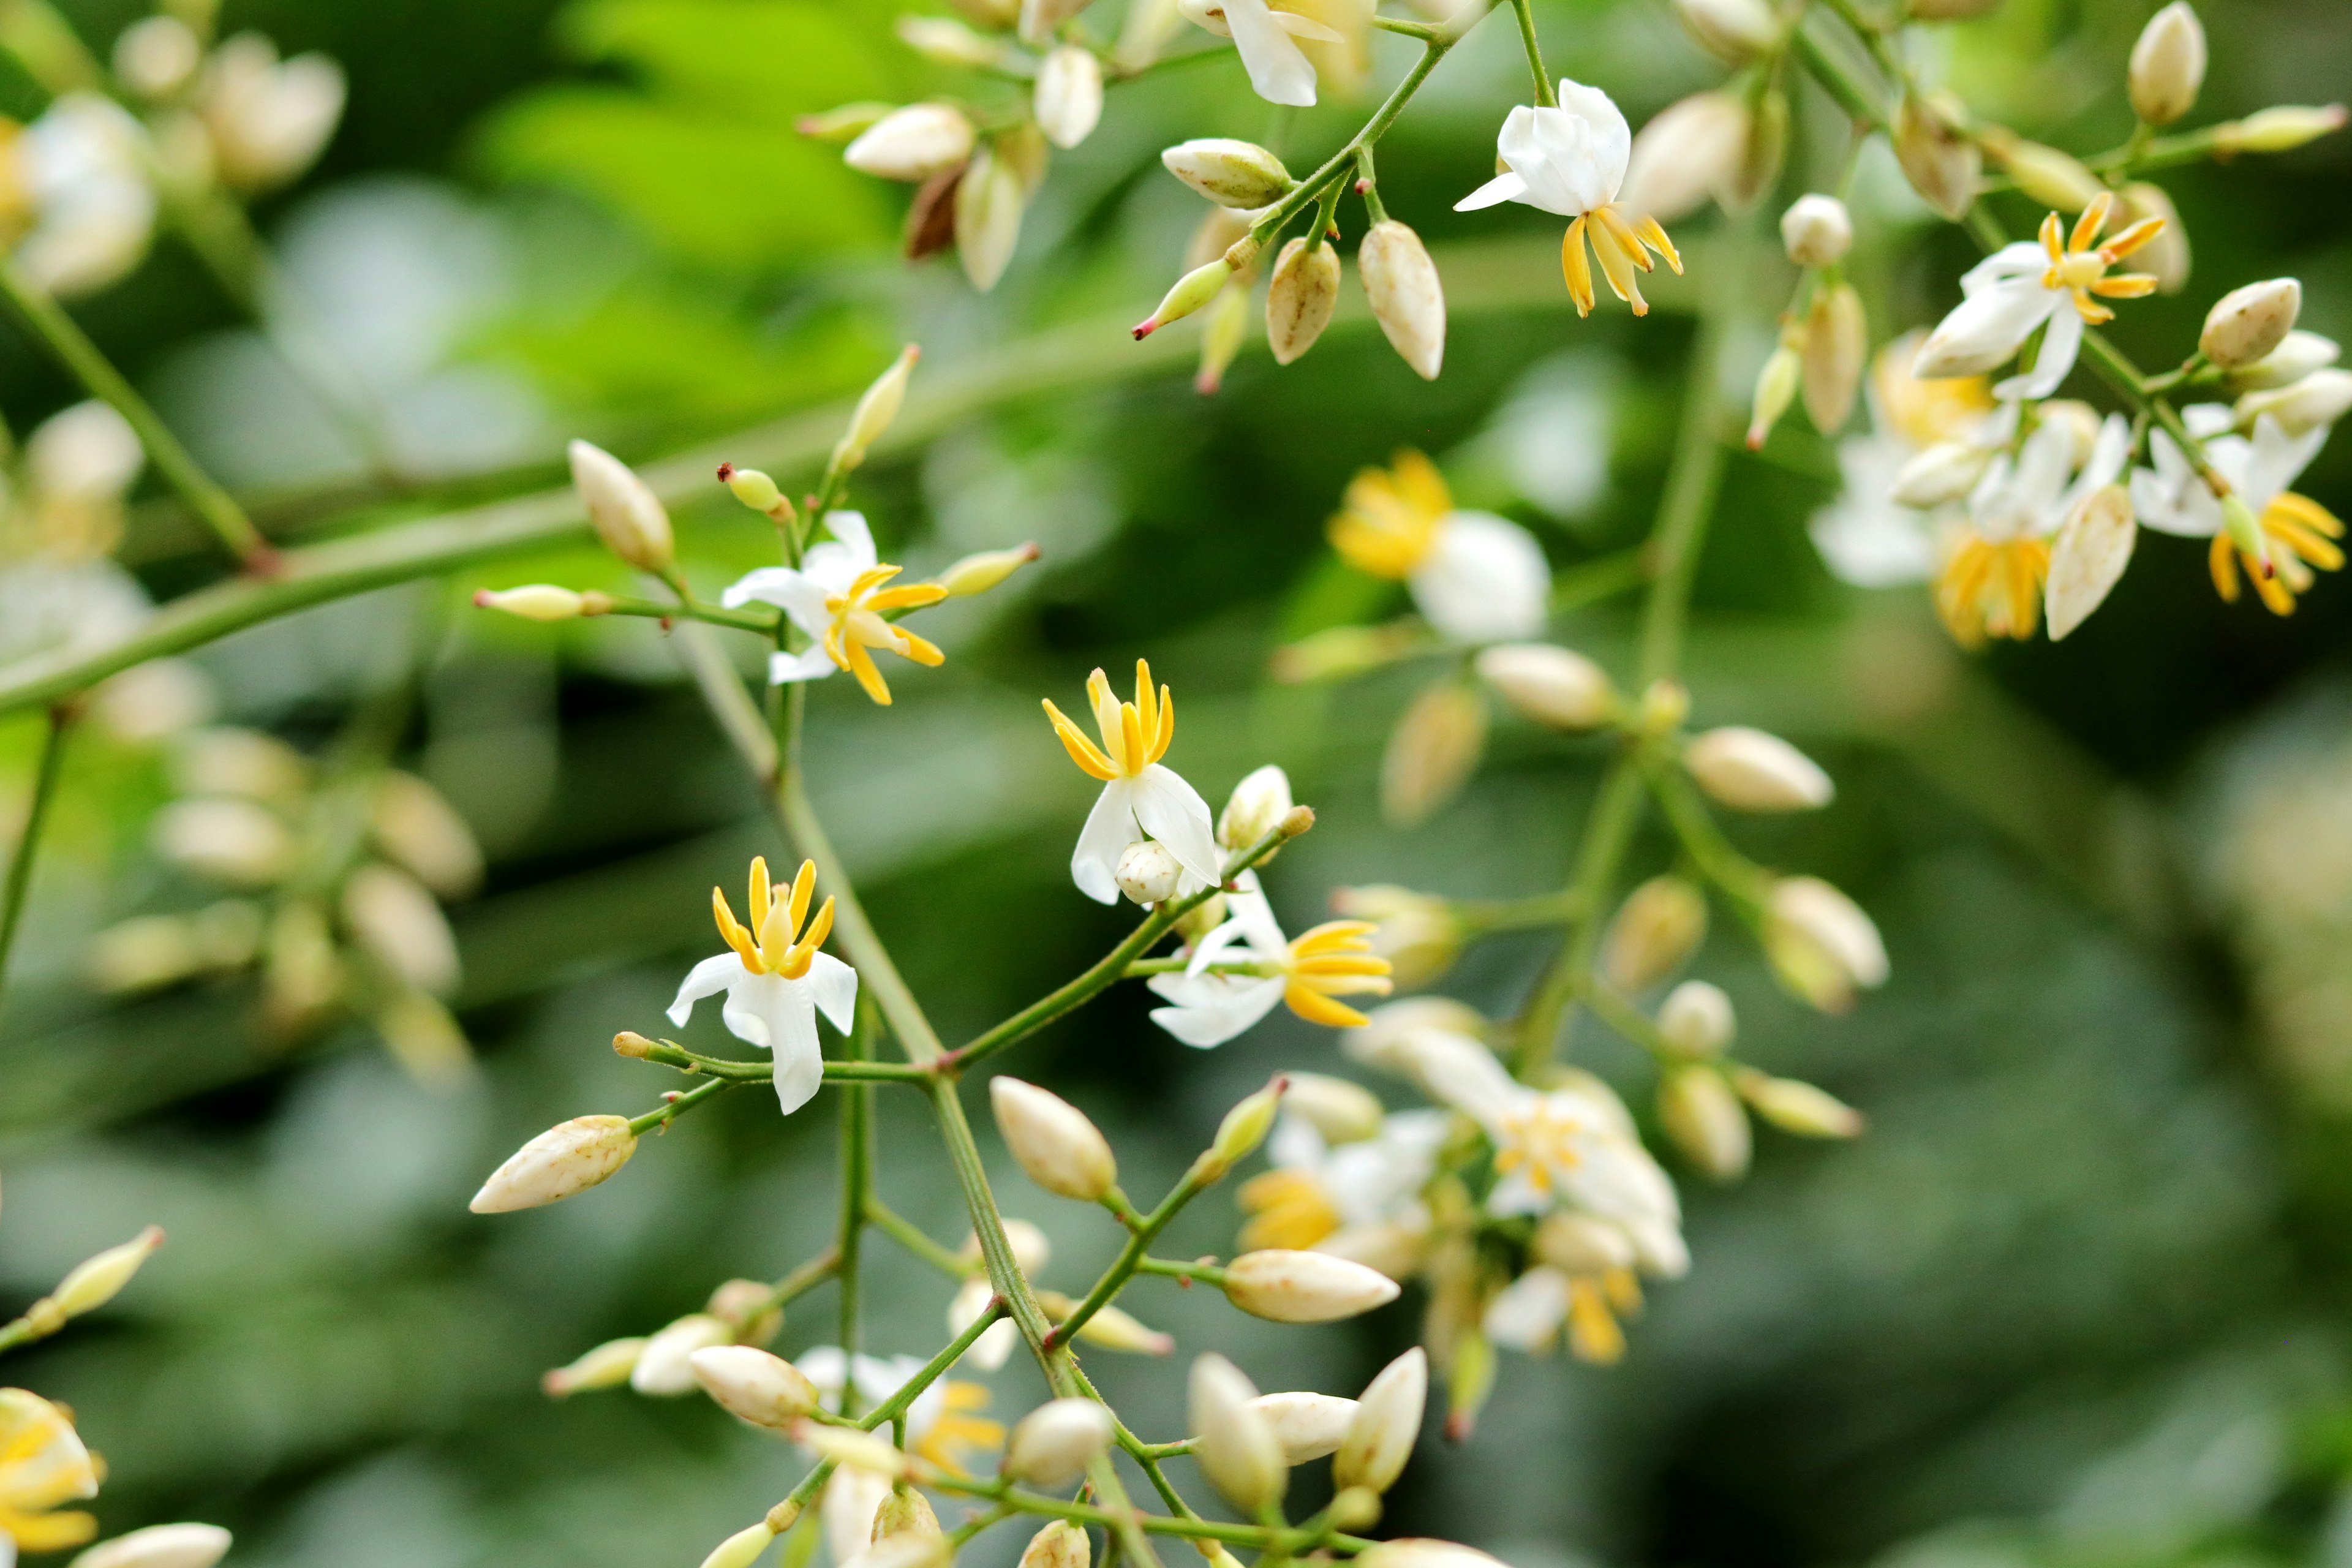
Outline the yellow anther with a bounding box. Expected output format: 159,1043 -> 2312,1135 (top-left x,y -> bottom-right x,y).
1042,660 -> 1177,781
1329,450 -> 1453,579
1275,919 -> 1393,1028
713,857 -> 833,976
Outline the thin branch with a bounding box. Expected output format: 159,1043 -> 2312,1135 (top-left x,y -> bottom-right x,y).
0,704 -> 75,1021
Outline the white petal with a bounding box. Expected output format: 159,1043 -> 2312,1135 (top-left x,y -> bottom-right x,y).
821,510 -> 878,570
808,950 -> 859,1033
2045,483 -> 2136,640
769,979 -> 826,1115
1485,1169 -> 1549,1217
2245,414 -> 2327,511
1994,302 -> 2082,401
1223,0 -> 1317,106
669,952 -> 745,1028
2182,402 -> 2236,439
1130,764 -> 1224,888
1268,8 -> 1342,39
1453,170 -> 1530,213
769,645 -> 842,685
1958,241 -> 2049,295
1071,779 -> 1139,904
1553,78 -> 1630,202
1410,511 -> 1551,643
721,566 -> 801,609
1483,1265 -> 1572,1351
2129,466 -> 2215,537
1147,973 -> 1286,1047
1914,281 -> 2057,380
719,968 -> 795,1052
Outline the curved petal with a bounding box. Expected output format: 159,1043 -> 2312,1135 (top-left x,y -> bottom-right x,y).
726,567 -> 833,643
718,968 -> 793,1052
822,510 -> 877,568
1147,973 -> 1286,1047
1555,78 -> 1630,201
2245,414 -> 2328,511
1454,169 -> 1530,212
1410,511 -> 1551,643
768,978 -> 826,1115
2130,464 -> 2218,537
2182,402 -> 2236,440
1994,301 -> 2082,401
1130,764 -> 1224,888
1223,0 -> 1317,106
807,950 -> 859,1033
1915,281 -> 2057,380
770,644 -> 843,685
1485,1169 -> 1550,1217
1959,241 -> 2049,296
1483,1265 -> 1572,1351
669,951 -> 746,1028
1071,778 -> 1139,904
2059,413 -> 2133,514
722,566 -> 801,609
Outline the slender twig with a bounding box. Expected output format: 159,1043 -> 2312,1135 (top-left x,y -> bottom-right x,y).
1508,0 -> 1556,105
838,1005 -> 876,1382
854,1298 -> 1007,1433
0,704 -> 74,1020
1044,1165 -> 1220,1350
628,1077 -> 737,1135
866,1199 -> 974,1280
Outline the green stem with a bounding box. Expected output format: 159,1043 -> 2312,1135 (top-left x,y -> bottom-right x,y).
838,1008 -> 875,1375
1507,0 -> 1556,105
0,704 -> 73,1020
865,1199 -> 973,1279
597,594 -> 780,634
748,1247 -> 842,1321
1134,1256 -> 1229,1287
0,255 -> 271,567
1549,548 -> 1653,614
1511,754 -> 1643,1072
1643,758 -> 1770,907
1045,1168 -> 1218,1349
627,1076 -> 737,1135
1455,887 -> 1586,934
854,1298 -> 1007,1432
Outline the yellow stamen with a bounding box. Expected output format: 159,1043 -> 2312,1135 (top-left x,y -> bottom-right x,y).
1637,213 -> 1683,275
1237,1169 -> 1343,1251
2212,494 -> 2345,615
710,857 -> 833,976
1329,450 -> 1452,578
1042,660 -> 1181,780
805,552 -> 948,706
1566,1278 -> 1626,1365
2070,192 -> 2112,252
1561,216 -> 1596,317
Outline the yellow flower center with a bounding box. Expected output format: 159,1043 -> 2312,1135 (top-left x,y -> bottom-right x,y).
914,1382 -> 1003,1476
2036,192 -> 2163,326
1237,1169 -> 1344,1251
1936,532 -> 2051,646
0,1389 -> 99,1555
820,563 -> 947,706
2209,492 -> 2346,615
1042,659 -> 1175,782
1562,202 -> 1682,320
1876,339 -> 1993,450
1329,450 -> 1452,579
712,855 -> 836,980
1278,921 -> 1393,1028
1491,1098 -> 1587,1196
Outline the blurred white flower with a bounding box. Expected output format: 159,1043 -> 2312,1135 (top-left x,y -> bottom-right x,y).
2133,404 -> 2341,614
12,94 -> 156,296
200,33 -> 346,191
1327,450 -> 1550,644
1177,0 -> 1343,107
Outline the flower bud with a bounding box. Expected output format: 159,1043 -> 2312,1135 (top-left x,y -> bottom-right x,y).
1763,876 -> 1888,1012
1657,979 -> 1734,1057
957,143 -> 1028,290
863,1531 -> 953,1568
2230,330 -> 2337,391
1020,0 -> 1093,43
1746,341 -> 1801,451
2214,105 -> 2347,154
873,1486 -> 942,1544
1473,643 -> 1616,729
1357,1542 -> 1512,1568
1061,1300 -> 1175,1355
1202,1078 -> 1287,1176
371,772 -> 481,899
1622,92 -> 1747,222
959,1216 -> 1053,1278
720,463 -> 789,519
543,1336 -> 647,1396
990,1077 -> 1118,1200
799,102 -> 895,142
2236,368 -> 2352,434
632,1313 -> 733,1395
1249,1391 -> 1357,1463
154,797 -> 295,886
1219,764 -> 1295,850
568,439 -> 674,573
1724,86 -> 1788,211
831,347 -> 921,475
1006,1397 -> 1117,1487
1222,1249 -> 1401,1322
1273,1071 -> 1384,1144
938,541 -> 1041,597
1891,441 -> 1996,507
701,1523 -> 779,1568
1736,1070 -> 1865,1136
2119,183 -> 2190,294
173,727 -> 307,804
1162,138 -> 1292,207
342,862 -> 461,997
1330,886 -> 1462,991
1115,840 -> 1182,905
1602,876 -> 1708,992
475,585 -> 590,622
1133,258 -> 1233,339
1333,1346 -> 1425,1493
2200,279 -> 2301,370
1265,238 -> 1341,366
471,1114 -> 639,1213
1988,135 -> 2104,212
1035,45 -> 1103,149
1659,1066 -> 1751,1180
1189,1355 -> 1287,1513
1803,282 -> 1867,434
70,1524 -> 233,1568
113,16 -> 201,100
1894,93 -> 1980,221
2128,2 -> 2205,126
1020,1521 -> 1091,1568
1533,1212 -> 1637,1275
847,103 -> 978,180
1330,1486 -> 1383,1531
1673,0 -> 1777,63
794,1421 -> 913,1476
1779,194 -> 1851,268
49,1225 -> 164,1319
1381,679 -> 1486,828
200,36 -> 345,192
1684,726 -> 1834,812
690,1345 -> 822,1428
1359,219 -> 1446,380
2045,483 -> 2138,641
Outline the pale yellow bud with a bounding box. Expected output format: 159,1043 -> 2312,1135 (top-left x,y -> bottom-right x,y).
1802,282 -> 1867,434
1622,92 -> 1749,222
2236,368 -> 2352,434
1737,1070 -> 1865,1137
342,862 -> 461,997
2214,105 -> 2348,155
990,1077 -> 1118,1200
1533,1212 -> 1637,1275
568,439 -> 674,573
1893,93 -> 1980,221
1188,1354 -> 1287,1514
1381,679 -> 1486,828
172,726 -> 307,805
1746,341 -> 1801,451
1019,1521 -> 1091,1568
1763,876 -> 1888,1012
1265,237 -> 1341,366
798,102 -> 894,142
1006,1397 -> 1117,1487
113,16 -> 201,100
1892,440 -> 1997,508
2128,2 -> 2205,126
794,1421 -> 913,1476
1683,726 -> 1834,813
1724,86 -> 1789,211
848,101 -> 978,178
1473,643 -> 1616,729
1640,679 -> 1691,733
1659,1066 -> 1751,1180
1989,137 -> 2105,213
1184,205 -> 1256,273
471,1114 -> 638,1214
474,585 -> 592,622
1133,258 -> 1232,339
2200,279 -> 2301,369
861,1532 -> 952,1568
1035,46 -> 1103,149
371,772 -> 483,899
50,1225 -> 164,1319
938,541 -> 1040,597
690,1345 -> 822,1428
1223,1248 -> 1401,1322
899,15 -> 1014,68
1330,886 -> 1461,991
1779,194 -> 1852,268
70,1523 -> 232,1568
700,1522 -> 779,1568
153,797 -> 295,886
2045,483 -> 2138,641
1114,840 -> 1181,906
1657,979 -> 1734,1057
1333,1346 -> 1425,1493
1273,1071 -> 1385,1144
2229,329 -> 2337,391
707,1278 -> 782,1340
1020,0 -> 1093,44
1219,763 -> 1295,850
834,345 -> 921,473
1602,875 -> 1708,992
263,899 -> 342,1026
542,1336 -> 647,1396
631,1313 -> 733,1395
1248,1391 -> 1357,1463
2120,184 -> 2190,295
1673,0 -> 1777,63
956,143 -> 1028,291
1063,1300 -> 1174,1355
1161,138 -> 1291,206
721,464 -> 791,524
1359,219 -> 1446,380
873,1487 -> 941,1544
86,659 -> 216,746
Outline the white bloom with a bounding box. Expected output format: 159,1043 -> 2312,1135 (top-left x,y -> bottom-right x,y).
14,93 -> 156,296
723,511 -> 948,701
1236,1107 -> 1446,1253
667,857 -> 856,1115
794,1345 -> 1000,1534
1327,450 -> 1550,643
1412,1057 -> 1679,1237
1929,410 -> 2129,644
1042,660 -> 1223,903
1146,871 -> 1392,1045
200,34 -> 345,191
1807,335 -> 2003,589
2132,402 -> 2342,612
1177,0 -> 1342,108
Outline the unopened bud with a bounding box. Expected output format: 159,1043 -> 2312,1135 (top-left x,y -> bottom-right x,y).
1533,1212 -> 1637,1275
1763,876 -> 1888,1013
1035,45 -> 1103,149
1006,1397 -> 1117,1487
1657,979 -> 1734,1057
2230,329 -> 2337,391
1659,1066 -> 1751,1181
1333,1346 -> 1425,1493
1201,1076 -> 1287,1177
1273,1071 -> 1385,1144
690,1345 -> 821,1428
1219,763 -> 1295,850
1189,1354 -> 1287,1513
343,862 -> 461,997
1161,138 -> 1292,206
1359,219 -> 1446,380
1988,134 -> 2105,212
1330,1487 -> 1384,1532
1064,1300 -> 1175,1355
873,1487 -> 941,1544
1893,440 -> 1997,507
2128,2 -> 2206,126
472,1115 -> 638,1216
1622,91 -> 1747,222
2120,183 -> 2190,294
938,542 -> 1040,597
1673,0 -> 1778,63
897,15 -> 1013,69
2200,278 -> 2301,369
2214,104 -> 2348,155
1893,93 -> 1980,221
1381,679 -> 1486,828
1115,840 -> 1182,905
568,439 -> 674,573
2046,481 -> 2138,641
70,1523 -> 233,1568
793,1420 -> 911,1476
1249,1391 -> 1358,1463
798,102 -> 893,142
1223,1249 -> 1401,1322
720,463 -> 794,522
956,143 -> 1028,290
2236,368 -> 2352,434
990,1077 -> 1118,1200
1357,1543 -> 1512,1568
1684,726 -> 1834,812
1602,876 -> 1708,992
543,1336 -> 646,1396
1725,86 -> 1789,210
1747,341 -> 1801,451
1330,886 -> 1462,991
1736,1070 -> 1865,1137
1266,238 -> 1341,366
1134,258 -> 1233,339
633,1313 -> 733,1395
371,772 -> 482,898
1473,643 -> 1616,729
475,585 -> 590,622
1277,804 -> 1316,839
1019,1521 -> 1091,1568
847,102 -> 978,179
700,1522 -> 779,1568
1020,0 -> 1091,43
834,345 -> 920,473
50,1226 -> 165,1319
1802,282 -> 1867,434
1779,194 -> 1852,268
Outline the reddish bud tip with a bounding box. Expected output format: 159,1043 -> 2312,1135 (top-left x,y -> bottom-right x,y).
1194,369 -> 1221,395
716,462 -> 735,480
1354,178 -> 1369,194
1133,318 -> 1160,340
471,589 -> 492,607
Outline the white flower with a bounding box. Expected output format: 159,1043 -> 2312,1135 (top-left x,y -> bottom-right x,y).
793,1345 -> 1000,1557
1327,450 -> 1550,643
1177,0 -> 1343,108
13,93 -> 156,296
722,512 -> 948,702
1042,660 -> 1223,904
1913,193 -> 2164,401
199,33 -> 345,192
1146,871 -> 1393,1046
1934,410 -> 2130,643
667,857 -> 857,1115
1454,80 -> 1681,317
1235,1107 -> 1446,1253
2132,404 -> 2342,614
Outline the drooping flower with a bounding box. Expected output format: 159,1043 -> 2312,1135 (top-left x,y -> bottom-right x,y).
1145,871 -> 1394,1046
1913,193 -> 2165,400
1328,451 -> 1551,644
1932,410 -> 2130,644
1235,1108 -> 1446,1255
1176,0 -> 1344,108
1042,660 -> 1223,904
1454,80 -> 1683,318
668,857 -> 857,1115
2132,405 -> 2342,614
0,1389 -> 100,1560
722,512 -> 948,703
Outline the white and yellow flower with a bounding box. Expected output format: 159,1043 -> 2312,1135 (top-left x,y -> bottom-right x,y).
1328,451 -> 1550,644
0,1389 -> 100,1561
794,1347 -> 1002,1564
8,94 -> 157,297
1913,193 -> 2165,401
2132,404 -> 2342,614
1236,1108 -> 1446,1259
1042,660 -> 1223,905
1147,871 -> 1394,1045
1936,410 -> 2130,644
1176,0 -> 1344,108
667,856 -> 857,1115
722,512 -> 947,704
1809,335 -> 1999,587
1453,80 -> 1681,318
